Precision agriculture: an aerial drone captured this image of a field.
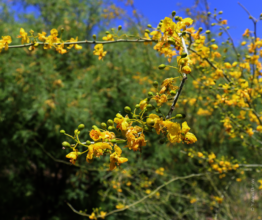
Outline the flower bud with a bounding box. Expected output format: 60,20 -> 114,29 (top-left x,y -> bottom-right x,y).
175,16 -> 180,21
60,28 -> 64,32
78,124 -> 85,131
168,37 -> 176,46
181,52 -> 187,58
74,129 -> 79,135
110,139 -> 126,144
172,11 -> 176,17
158,64 -> 166,70
92,125 -> 99,131
211,39 -> 215,42
146,104 -> 154,110
86,140 -> 91,145
145,29 -> 150,33
146,118 -> 155,127
108,126 -> 114,131
92,34 -> 96,40
206,30 -> 211,34
107,119 -> 114,126
101,122 -> 107,129
153,81 -> 158,88
147,24 -> 152,28
105,31 -> 110,34
135,104 -> 140,109
170,90 -> 176,96
60,130 -> 65,134
62,141 -> 71,148
155,108 -> 161,113
34,43 -> 39,47
148,92 -> 153,97
124,106 -> 132,113
218,11 -> 223,14
118,25 -> 122,30
207,12 -> 211,16
175,113 -> 186,119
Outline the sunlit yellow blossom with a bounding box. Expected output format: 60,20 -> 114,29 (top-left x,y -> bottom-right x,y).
152,94 -> 168,106
139,98 -> 148,110
182,121 -> 190,134
66,150 -> 79,165
90,129 -> 102,141
17,28 -> 29,44
190,198 -> 197,204
182,65 -> 191,74
243,29 -> 250,37
93,44 -> 107,60
38,32 -> 47,41
224,62 -> 231,69
116,203 -> 125,209
56,43 -> 67,54
86,142 -> 112,162
257,125 -> 262,132
246,128 -> 254,137
221,20 -> 227,25
211,44 -> 218,50
89,212 -> 96,219
67,37 -> 82,50
150,30 -> 161,41
102,34 -> 114,41
125,126 -> 146,151
114,114 -> 131,131
109,145 -> 128,170
100,211 -> 107,219
184,132 -> 197,144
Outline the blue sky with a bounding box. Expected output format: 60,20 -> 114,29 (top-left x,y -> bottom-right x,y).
10,0 -> 262,45
114,0 -> 262,44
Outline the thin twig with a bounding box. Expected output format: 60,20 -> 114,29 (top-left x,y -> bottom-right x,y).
166,33 -> 188,119
4,39 -> 158,49
66,173 -> 206,219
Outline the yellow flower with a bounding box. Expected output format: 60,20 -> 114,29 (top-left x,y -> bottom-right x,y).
56,43 -> 67,54
0,36 -> 12,52
114,114 -> 131,131
17,28 -> 29,44
93,44 -> 107,60
145,189 -> 151,194
181,121 -> 190,134
184,132 -> 197,144
100,211 -> 107,219
243,29 -> 250,37
150,30 -> 161,40
125,126 -> 147,151
211,44 -> 218,50
236,178 -> 242,182
190,198 -> 197,204
38,32 -> 47,41
67,37 -> 82,50
224,62 -> 231,69
102,34 -> 114,41
160,17 -> 176,35
257,125 -> 262,132
152,94 -> 168,106
66,150 -> 79,165
89,212 -> 96,219
109,145 -> 128,170
139,98 -> 148,110
116,203 -> 125,209
197,152 -> 203,158
182,66 -> 191,74
86,142 -> 112,162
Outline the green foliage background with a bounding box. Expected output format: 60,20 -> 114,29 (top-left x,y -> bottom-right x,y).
0,0 -> 261,219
